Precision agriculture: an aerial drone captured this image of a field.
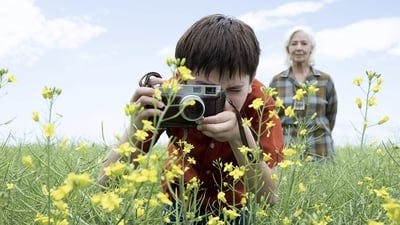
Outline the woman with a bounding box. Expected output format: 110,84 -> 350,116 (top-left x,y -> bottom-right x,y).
270,28 -> 337,160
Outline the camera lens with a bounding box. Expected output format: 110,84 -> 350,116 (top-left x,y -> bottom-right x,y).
179,95 -> 205,121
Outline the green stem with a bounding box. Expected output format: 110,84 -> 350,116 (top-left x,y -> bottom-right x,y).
360,80 -> 371,149
46,99 -> 54,224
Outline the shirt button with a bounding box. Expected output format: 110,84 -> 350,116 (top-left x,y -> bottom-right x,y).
209,142 -> 215,149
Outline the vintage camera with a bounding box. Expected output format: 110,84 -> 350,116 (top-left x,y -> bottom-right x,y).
158,84 -> 226,128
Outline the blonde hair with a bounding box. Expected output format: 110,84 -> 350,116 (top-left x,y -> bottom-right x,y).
284,26 -> 316,66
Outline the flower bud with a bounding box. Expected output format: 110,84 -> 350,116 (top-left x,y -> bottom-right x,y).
378,115 -> 389,125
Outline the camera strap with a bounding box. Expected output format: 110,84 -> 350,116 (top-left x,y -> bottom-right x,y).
227,98 -> 255,162
139,72 -> 163,87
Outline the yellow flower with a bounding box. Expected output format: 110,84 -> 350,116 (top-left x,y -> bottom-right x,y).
207,216 -> 224,225
56,219 -> 69,225
177,66 -> 194,81
183,142 -> 194,154
217,191 -> 227,203
284,106 -> 295,117
42,123 -> 55,138
53,200 -> 69,216
282,217 -> 291,225
376,148 -> 384,156
187,157 -> 196,165
367,220 -> 384,225
59,137 -> 69,150
162,78 -> 180,94
142,120 -> 156,132
66,172 -> 92,188
268,109 -> 279,119
278,160 -> 294,169
352,77 -> 363,86
75,142 -> 87,152
283,148 -> 297,157
299,128 -> 307,136
229,166 -> 245,180
51,184 -> 73,200
7,74 -> 17,83
275,97 -> 284,108
307,84 -> 319,95
91,192 -> 122,212
104,161 -> 127,177
261,86 -> 278,98
374,187 -> 390,200
223,208 -> 240,220
31,111 -> 39,122
263,153 -> 271,162
382,201 -> 400,223
256,210 -> 267,218
134,129 -> 148,141
249,98 -> 264,110
223,162 -> 234,172
124,103 -> 142,116
187,177 -> 199,190
115,142 -> 136,157
137,207 -> 145,217
41,86 -> 62,100
163,217 -> 171,223
355,98 -> 362,109
140,168 -> 158,183
368,96 -> 377,107
294,208 -> 302,217
242,117 -> 252,127
378,115 -> 389,125
22,155 -> 33,167
372,84 -> 381,93
6,183 -> 15,190
157,192 -> 173,206
238,145 -> 250,155
153,88 -> 161,100
298,182 -> 306,193
34,213 -> 54,224
293,88 -> 306,101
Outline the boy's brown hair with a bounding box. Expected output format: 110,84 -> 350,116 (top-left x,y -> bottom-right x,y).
175,14 -> 260,81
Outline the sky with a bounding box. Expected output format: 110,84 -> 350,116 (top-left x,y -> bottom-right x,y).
1,0 -> 399,146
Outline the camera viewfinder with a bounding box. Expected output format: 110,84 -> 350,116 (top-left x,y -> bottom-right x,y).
205,86 -> 216,95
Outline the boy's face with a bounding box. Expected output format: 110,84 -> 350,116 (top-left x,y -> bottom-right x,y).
187,69 -> 252,112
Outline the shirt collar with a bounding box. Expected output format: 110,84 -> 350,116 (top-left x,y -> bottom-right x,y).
280,66 -> 321,78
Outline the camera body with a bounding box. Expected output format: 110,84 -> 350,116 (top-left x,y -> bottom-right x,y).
158,84 -> 226,128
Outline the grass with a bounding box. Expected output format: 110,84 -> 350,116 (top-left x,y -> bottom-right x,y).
0,139 -> 398,224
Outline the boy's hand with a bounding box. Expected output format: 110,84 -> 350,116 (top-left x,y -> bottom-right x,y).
130,77 -> 165,128
196,109 -> 239,143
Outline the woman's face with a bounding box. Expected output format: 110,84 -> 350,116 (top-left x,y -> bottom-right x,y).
188,70 -> 252,112
287,31 -> 313,65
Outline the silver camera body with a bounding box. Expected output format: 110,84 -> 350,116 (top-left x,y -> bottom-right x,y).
159,84 -> 226,128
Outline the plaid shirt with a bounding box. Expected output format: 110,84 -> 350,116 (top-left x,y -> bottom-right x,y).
269,67 -> 338,158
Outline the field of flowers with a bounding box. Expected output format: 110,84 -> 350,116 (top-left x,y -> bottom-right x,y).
1,65 -> 399,224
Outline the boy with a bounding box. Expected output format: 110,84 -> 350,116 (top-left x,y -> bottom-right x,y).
100,14 -> 283,224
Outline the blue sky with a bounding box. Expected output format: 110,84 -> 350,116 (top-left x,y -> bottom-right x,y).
1,0 -> 399,146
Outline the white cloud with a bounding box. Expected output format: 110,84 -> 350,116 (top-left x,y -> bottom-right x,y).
257,53 -> 286,84
157,45 -> 174,58
315,17 -> 400,59
238,0 -> 336,32
0,0 -> 106,61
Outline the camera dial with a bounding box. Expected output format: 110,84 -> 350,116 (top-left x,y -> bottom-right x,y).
179,95 -> 205,121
